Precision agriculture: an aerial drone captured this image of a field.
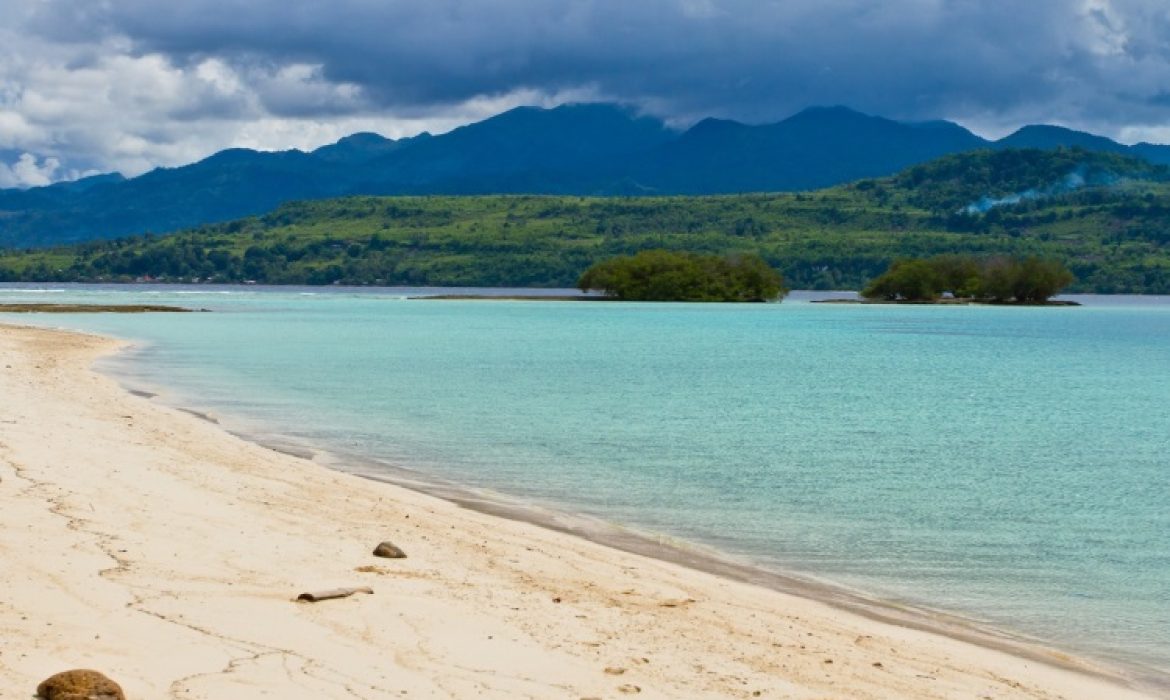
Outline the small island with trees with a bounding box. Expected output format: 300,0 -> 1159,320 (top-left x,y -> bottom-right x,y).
838,254 -> 1076,304
577,249 -> 787,302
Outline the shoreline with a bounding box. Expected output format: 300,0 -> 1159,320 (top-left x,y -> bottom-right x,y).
91,334 -> 1167,688
413,294 -> 611,301
94,347 -> 1082,667
272,442 -> 1167,688
810,298 -> 1082,306
1,321 -> 1163,699
0,303 -> 196,313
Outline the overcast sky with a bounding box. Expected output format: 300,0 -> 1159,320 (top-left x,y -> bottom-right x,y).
3,0 -> 1169,187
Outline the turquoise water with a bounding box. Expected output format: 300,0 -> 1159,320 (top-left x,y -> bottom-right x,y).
4,284 -> 1169,681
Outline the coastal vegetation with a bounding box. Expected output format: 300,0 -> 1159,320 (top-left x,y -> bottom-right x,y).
577,250 -> 785,301
861,255 -> 1074,302
1,148 -> 1168,293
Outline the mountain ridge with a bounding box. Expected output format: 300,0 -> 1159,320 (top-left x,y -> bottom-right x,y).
2,102 -> 1168,248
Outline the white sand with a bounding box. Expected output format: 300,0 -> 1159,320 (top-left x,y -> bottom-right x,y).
0,323 -> 1159,699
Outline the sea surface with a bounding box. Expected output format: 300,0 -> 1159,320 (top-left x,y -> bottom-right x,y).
3,283 -> 1168,683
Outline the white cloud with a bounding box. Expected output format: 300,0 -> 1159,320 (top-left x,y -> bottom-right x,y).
1119,124 -> 1170,144
249,63 -> 369,117
0,152 -> 61,188
1081,0 -> 1129,56
0,32 -> 441,178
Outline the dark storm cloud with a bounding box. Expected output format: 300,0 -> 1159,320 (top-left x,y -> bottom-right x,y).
21,0 -> 1170,130
6,0 -> 1170,184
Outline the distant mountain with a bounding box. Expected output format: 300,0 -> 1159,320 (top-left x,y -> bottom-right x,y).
1,102 -> 1167,248
352,102 -> 675,192
996,124 -> 1170,164
46,172 -> 127,193
628,106 -> 989,193
1130,142 -> 1170,166
311,132 -> 416,164
997,125 -> 1127,154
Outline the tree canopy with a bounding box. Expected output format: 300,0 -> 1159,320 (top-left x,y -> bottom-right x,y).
578,249 -> 786,302
977,256 -> 1076,302
862,254 -> 1074,303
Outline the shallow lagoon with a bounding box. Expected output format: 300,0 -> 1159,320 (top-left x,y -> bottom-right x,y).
4,284 -> 1168,680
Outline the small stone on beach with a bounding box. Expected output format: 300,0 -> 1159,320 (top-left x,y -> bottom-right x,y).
373,541 -> 407,558
37,669 -> 125,700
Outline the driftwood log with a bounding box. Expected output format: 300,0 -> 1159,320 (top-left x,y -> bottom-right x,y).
296,586 -> 374,602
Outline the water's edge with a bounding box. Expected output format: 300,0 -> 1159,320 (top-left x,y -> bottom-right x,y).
88,331 -> 1169,696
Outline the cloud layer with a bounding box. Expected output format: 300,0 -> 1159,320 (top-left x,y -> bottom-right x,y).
3,0 -> 1170,185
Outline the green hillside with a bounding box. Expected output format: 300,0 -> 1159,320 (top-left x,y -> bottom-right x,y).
3,149 -> 1169,293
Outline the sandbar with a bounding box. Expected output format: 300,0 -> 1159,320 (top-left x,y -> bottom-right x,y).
0,303 -> 194,313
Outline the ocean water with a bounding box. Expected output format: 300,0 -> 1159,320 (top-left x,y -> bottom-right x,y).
3,284 -> 1169,682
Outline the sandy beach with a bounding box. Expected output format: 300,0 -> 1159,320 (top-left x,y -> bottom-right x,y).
0,322 -> 1160,699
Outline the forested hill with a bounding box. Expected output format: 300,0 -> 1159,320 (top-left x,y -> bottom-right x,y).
2,148 -> 1169,294
3,103 -> 1170,249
